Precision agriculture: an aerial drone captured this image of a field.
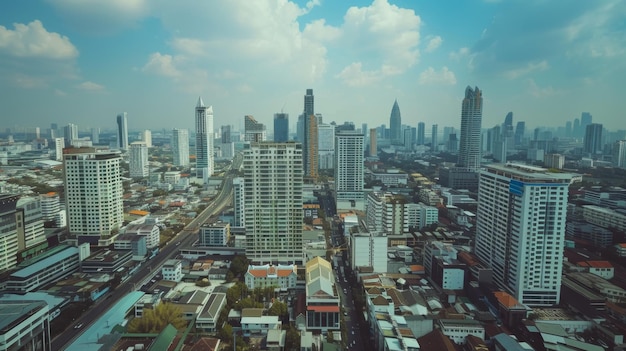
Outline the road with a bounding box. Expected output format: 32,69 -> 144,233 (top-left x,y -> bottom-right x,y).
52,155 -> 241,350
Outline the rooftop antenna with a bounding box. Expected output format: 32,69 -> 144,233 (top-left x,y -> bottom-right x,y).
281,102 -> 286,113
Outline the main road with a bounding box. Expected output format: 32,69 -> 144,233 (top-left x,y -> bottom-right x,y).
52,154 -> 242,350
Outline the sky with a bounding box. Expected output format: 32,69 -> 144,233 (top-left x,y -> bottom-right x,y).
0,0 -> 624,134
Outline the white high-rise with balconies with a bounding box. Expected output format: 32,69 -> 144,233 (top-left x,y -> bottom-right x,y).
233,177 -> 245,227
334,131 -> 364,210
243,142 -> 303,264
195,97 -> 214,180
172,128 -> 190,167
458,86 -> 483,170
475,163 -> 574,306
129,141 -> 149,178
63,147 -> 123,246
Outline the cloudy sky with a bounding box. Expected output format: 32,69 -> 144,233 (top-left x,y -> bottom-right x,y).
0,0 -> 624,134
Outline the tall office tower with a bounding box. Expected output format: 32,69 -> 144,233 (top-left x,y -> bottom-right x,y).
243,142 -> 303,264
447,133 -> 458,152
565,121 -> 572,138
492,125 -> 507,163
583,123 -> 603,156
431,124 -> 438,151
417,122 -> 425,145
274,113 -> 289,142
16,197 -> 46,252
475,164 -> 573,306
64,123 -> 78,146
0,194 -> 19,272
362,123 -> 368,137
296,115 -> 304,142
232,177 -> 245,227
613,141 -> 626,169
318,123 -> 335,170
129,142 -> 149,178
54,137 -> 64,161
514,121 -> 525,146
335,131 -> 364,210
304,88 -> 314,117
403,128 -> 413,150
580,112 -> 592,133
195,96 -> 214,180
305,114 -> 319,178
369,128 -> 377,157
172,128 -> 190,167
116,112 -> 129,150
91,127 -> 100,144
141,130 -> 152,147
63,147 -> 123,246
458,86 -> 483,170
390,99 -> 402,144
244,115 -> 267,142
503,112 -> 514,136
221,125 -> 232,144
573,118 -> 581,138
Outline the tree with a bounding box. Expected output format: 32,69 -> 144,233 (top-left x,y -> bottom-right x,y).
284,325 -> 300,351
127,303 -> 186,333
326,330 -> 335,343
267,301 -> 288,320
218,322 -> 233,341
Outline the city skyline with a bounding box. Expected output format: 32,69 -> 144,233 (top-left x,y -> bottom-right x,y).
0,0 -> 623,131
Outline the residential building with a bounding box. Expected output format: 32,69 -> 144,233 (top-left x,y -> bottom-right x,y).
64,123 -> 78,146
195,96 -> 214,180
438,319 -> 485,345
196,293 -> 227,332
305,257 -> 340,332
244,115 -> 267,142
125,223 -> 160,249
613,140 -> 626,168
114,234 -> 147,258
544,153 -> 565,169
63,147 -> 124,246
475,164 -> 574,306
417,122 -> 425,145
54,137 -> 64,161
369,128 -> 377,157
141,129 -> 152,147
431,124 -> 438,151
244,264 -> 297,289
39,192 -> 61,221
350,231 -> 387,273
199,221 -> 230,246
243,142 -> 303,264
317,123 -> 335,170
16,197 -> 46,257
129,141 -> 149,178
583,123 -> 603,157
162,259 -> 183,282
273,113 -> 289,142
0,301 -> 50,351
301,89 -> 319,178
232,177 -> 245,227
335,131 -> 364,210
582,205 -> 626,232
565,221 -> 613,248
116,112 -> 129,150
390,100 -> 402,145
172,128 -> 190,167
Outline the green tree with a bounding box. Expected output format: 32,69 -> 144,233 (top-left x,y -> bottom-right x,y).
127,303 -> 186,333
284,325 -> 300,351
326,330 -> 335,343
218,322 -> 233,341
267,301 -> 288,319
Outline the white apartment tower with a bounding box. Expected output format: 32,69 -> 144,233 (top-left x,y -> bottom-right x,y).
334,131 -> 364,210
243,142 -> 303,264
172,128 -> 190,167
141,129 -> 152,147
195,97 -> 214,180
54,137 -> 64,161
317,123 -> 335,170
475,163 -> 574,306
63,147 -> 124,246
129,141 -> 149,178
233,177 -> 245,227
116,112 -> 129,150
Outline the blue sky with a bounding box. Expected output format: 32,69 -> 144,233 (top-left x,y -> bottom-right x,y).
0,0 -> 624,133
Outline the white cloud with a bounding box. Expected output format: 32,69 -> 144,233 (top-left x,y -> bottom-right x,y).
418,66 -> 456,85
54,89 -> 67,96
449,47 -> 469,61
45,0 -> 148,34
525,79 -> 560,98
503,60 -> 548,79
0,20 -> 78,59
425,36 -> 442,53
77,81 -> 105,91
336,62 -> 384,87
14,75 -> 47,89
142,53 -> 183,78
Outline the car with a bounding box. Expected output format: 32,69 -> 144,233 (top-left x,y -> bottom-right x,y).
74,323 -> 83,329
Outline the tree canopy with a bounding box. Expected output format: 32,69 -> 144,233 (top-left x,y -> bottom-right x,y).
127,303 -> 186,333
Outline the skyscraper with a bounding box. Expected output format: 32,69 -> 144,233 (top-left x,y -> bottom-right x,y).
335,131 -> 364,210
318,123 -> 335,170
64,123 -> 78,146
458,86 -> 483,170
244,115 -> 267,142
613,140 -> 626,169
129,141 -> 149,178
514,121 -> 525,146
304,88 -> 314,118
232,177 -> 245,227
390,99 -> 402,145
63,147 -> 123,246
141,129 -> 152,147
172,128 -> 189,167
580,112 -> 592,132
195,97 -> 214,180
0,194 -> 20,272
583,123 -> 603,156
91,127 -> 100,144
274,113 -> 289,142
243,142 -> 303,264
302,89 -> 318,178
431,124 -> 438,151
369,128 -> 377,157
475,163 -> 573,306
116,112 -> 129,150
417,122 -> 425,145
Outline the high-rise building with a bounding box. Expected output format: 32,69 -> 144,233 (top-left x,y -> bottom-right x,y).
116,112 -> 129,150
274,113 -> 289,142
63,147 -> 123,246
16,197 -> 46,252
195,97 -> 214,180
458,86 -> 483,170
580,112 -> 593,132
390,99 -> 402,145
573,118 -> 581,138
221,125 -> 232,144
431,124 -> 438,151
172,128 -> 190,167
304,88 -> 314,118
369,128 -> 377,157
613,140 -> 626,169
583,123 -> 603,157
141,129 -> 152,147
64,123 -> 78,146
243,142 -> 303,264
129,141 -> 149,178
0,194 -> 20,272
40,192 -> 61,221
302,89 -> 318,178
318,123 -> 335,170
232,177 -> 245,227
335,131 -> 364,210
417,122 -> 425,145
54,137 -> 64,161
475,163 -> 574,306
244,115 -> 267,142
514,121 -> 525,146
91,127 -> 100,144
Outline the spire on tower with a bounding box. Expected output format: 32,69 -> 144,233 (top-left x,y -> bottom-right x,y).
196,96 -> 205,108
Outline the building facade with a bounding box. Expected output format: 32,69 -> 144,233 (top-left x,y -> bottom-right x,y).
334,131 -> 364,210
116,112 -> 129,150
390,100 -> 402,145
195,97 -> 214,180
273,113 -> 289,142
199,221 -> 230,246
458,86 -> 483,170
129,141 -> 149,178
172,128 -> 190,167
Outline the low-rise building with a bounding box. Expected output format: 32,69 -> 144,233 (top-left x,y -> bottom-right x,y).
305,257 -> 340,332
114,234 -> 147,259
162,259 -> 183,282
199,221 -> 230,247
576,260 -> 614,279
0,301 -> 50,351
438,319 -> 484,345
125,223 -> 160,249
195,292 -> 227,332
81,249 -> 133,275
244,264 -> 297,290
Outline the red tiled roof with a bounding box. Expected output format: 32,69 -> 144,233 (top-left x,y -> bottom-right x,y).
307,305 -> 339,312
585,260 -> 613,269
494,291 -> 521,309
